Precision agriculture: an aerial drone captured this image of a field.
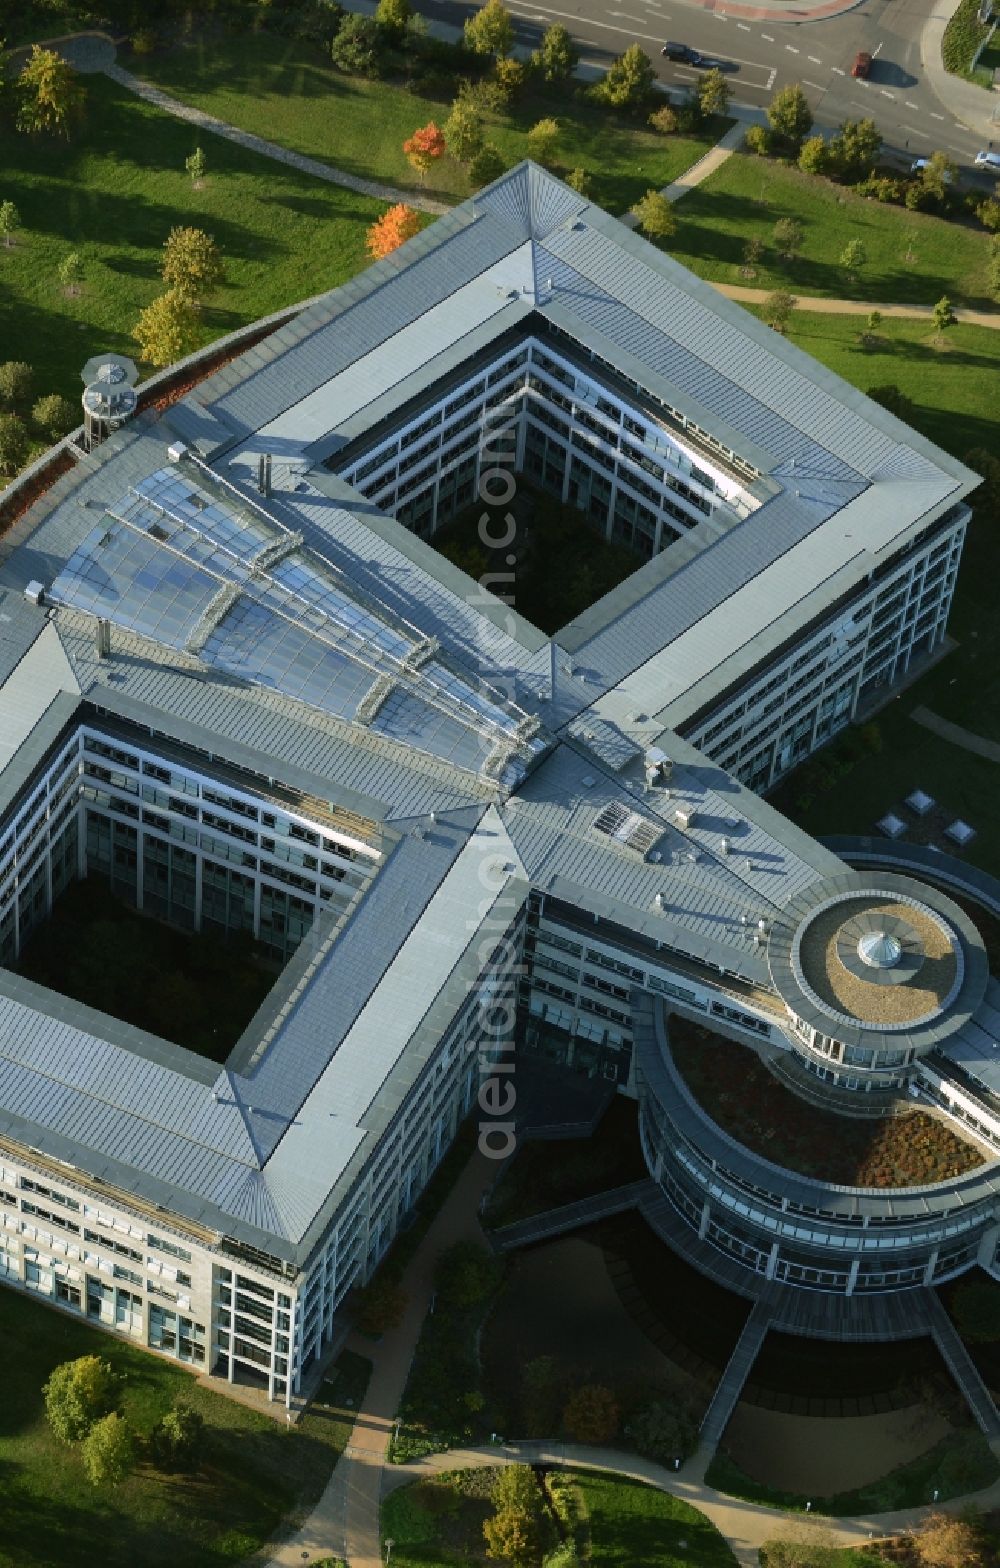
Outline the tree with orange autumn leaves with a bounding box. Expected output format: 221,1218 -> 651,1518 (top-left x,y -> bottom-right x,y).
367,204 -> 421,260
402,121 -> 446,179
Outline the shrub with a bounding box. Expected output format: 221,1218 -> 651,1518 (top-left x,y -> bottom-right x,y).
867,383 -> 915,419
562,1383 -> 619,1443
464,0 -> 515,59
32,392 -> 77,439
444,96 -> 484,162
648,104 -> 679,135
698,66 -> 729,118
0,413 -> 30,475
130,27 -> 158,55
977,196 -> 1000,231
331,13 -> 385,76
564,167 -> 591,197
629,1398 -> 697,1464
434,1240 -> 503,1308
942,0 -> 992,80
856,174 -> 903,203
766,82 -> 812,152
762,290 -> 797,333
0,360 -> 34,406
149,1400 -> 205,1471
773,216 -> 803,261
0,201 -> 19,248
594,44 -> 656,109
81,1411 -> 135,1488
905,180 -> 938,211
797,135 -> 828,175
631,188 -> 676,241
828,117 -> 881,182
744,124 -> 771,156
403,120 -> 446,178
469,143 -> 508,187
493,56 -> 526,102
43,1355 -> 118,1444
161,226 -> 224,306
375,0 -> 412,34
526,116 -> 559,167
532,23 -> 578,84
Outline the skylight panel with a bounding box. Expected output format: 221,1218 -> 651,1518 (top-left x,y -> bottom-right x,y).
593,800 -> 662,857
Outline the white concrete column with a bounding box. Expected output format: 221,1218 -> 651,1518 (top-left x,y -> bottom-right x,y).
699,1201 -> 711,1239
765,1243 -> 780,1281
923,1247 -> 940,1286
846,1258 -> 860,1295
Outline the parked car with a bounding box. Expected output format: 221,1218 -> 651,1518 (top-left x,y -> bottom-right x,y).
910,158 -> 953,183
661,42 -> 705,65
974,149 -> 1000,170
851,51 -> 872,79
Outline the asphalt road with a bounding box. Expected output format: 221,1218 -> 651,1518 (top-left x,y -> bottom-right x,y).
416,0 -> 999,182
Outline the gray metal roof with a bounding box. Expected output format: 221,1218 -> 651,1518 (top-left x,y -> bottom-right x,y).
0,162 -> 987,1268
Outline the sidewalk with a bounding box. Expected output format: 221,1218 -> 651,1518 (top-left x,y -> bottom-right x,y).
921,0 -> 1000,139
713,283 -> 1000,328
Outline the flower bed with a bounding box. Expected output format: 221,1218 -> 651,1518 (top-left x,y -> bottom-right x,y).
669,1017 -> 983,1188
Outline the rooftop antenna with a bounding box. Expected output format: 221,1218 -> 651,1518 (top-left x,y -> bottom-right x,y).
257,453 -> 272,498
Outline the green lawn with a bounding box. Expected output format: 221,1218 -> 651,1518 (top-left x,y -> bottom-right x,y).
706,1428 -> 999,1515
0,70 -> 383,405
673,154 -> 996,307
131,32 -> 727,215
381,1467 -> 738,1567
0,1284 -> 370,1568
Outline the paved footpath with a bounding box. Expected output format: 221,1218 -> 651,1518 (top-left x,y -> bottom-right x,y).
912,704 -> 1000,760
711,283 -> 1000,328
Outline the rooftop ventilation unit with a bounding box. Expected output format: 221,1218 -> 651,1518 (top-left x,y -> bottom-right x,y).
674,806 -> 696,830
95,618 -> 111,659
720,837 -> 731,855
23,580 -> 44,606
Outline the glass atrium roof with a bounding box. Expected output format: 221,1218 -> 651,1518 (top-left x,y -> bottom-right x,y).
48,464 -> 542,779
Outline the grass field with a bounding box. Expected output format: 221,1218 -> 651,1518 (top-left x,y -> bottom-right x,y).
0,1284 -> 370,1568
0,71 -> 383,404
132,32 -> 727,214
673,154 -> 996,308
381,1467 -> 739,1567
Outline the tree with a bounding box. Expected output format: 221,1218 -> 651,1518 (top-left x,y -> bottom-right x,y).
464,0 -> 515,59
532,23 -> 578,83
484,1464 -> 547,1567
648,104 -> 678,135
773,216 -> 803,261
32,392 -> 78,439
562,1383 -> 619,1443
840,237 -> 866,281
444,97 -> 484,163
331,13 -> 384,77
744,124 -> 771,157
766,82 -> 812,151
403,121 -> 446,179
698,67 -> 730,118
493,57 -> 526,102
366,203 -> 421,259
434,1240 -> 503,1308
81,1412 -> 135,1488
149,1399 -> 205,1471
375,0 -> 412,33
185,146 -> 207,185
161,226 -> 225,306
867,383 -> 915,419
564,167 -> 592,197
630,1399 -> 696,1465
933,294 -> 957,335
828,117 -> 881,182
0,361 -> 33,406
0,200 -> 20,249
859,307 -> 881,346
741,235 -> 764,277
597,44 -> 657,109
526,117 -> 559,167
59,251 -> 85,295
631,188 -> 676,242
912,1512 -> 987,1568
919,150 -> 957,202
354,1269 -> 407,1334
43,1355 -> 118,1443
17,46 -> 86,138
951,1278 -> 1000,1342
0,414 -> 30,476
762,290 -> 797,333
976,196 -> 1000,232
797,135 -> 828,175
133,289 -> 199,367
469,144 -> 508,187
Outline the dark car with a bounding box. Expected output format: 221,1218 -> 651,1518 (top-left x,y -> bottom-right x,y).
661,42 -> 705,65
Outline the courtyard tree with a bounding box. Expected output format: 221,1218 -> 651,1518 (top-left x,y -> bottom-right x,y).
0,413 -> 30,476
434,1240 -> 503,1308
772,216 -> 803,262
150,1399 -> 205,1471
32,392 -> 78,440
562,1383 -> 620,1443
185,145 -> 207,185
596,44 -> 657,109
161,226 -> 225,307
840,237 -> 867,283
17,46 -> 86,138
531,23 -> 578,84
0,360 -> 33,407
444,96 -> 485,163
912,1512 -> 987,1568
469,144 -> 509,188
43,1354 -> 118,1443
133,288 -> 199,367
82,1411 -> 135,1488
698,67 -> 730,118
366,203 -> 421,260
403,121 -> 446,179
766,82 -> 812,152
483,1463 -> 546,1567
58,250 -> 85,295
526,117 -> 559,167
631,188 -> 677,242
0,200 -> 20,248
932,294 -> 957,336
762,289 -> 797,333
464,0 -> 515,59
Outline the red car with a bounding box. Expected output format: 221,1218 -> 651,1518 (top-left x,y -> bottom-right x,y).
851,51 -> 872,79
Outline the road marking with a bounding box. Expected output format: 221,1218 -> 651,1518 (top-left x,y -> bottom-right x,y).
502,1 -> 665,45
880,89 -> 896,99
831,65 -> 845,75
608,10 -> 646,19
930,111 -> 945,119
785,44 -> 800,53
804,80 -> 824,89
904,100 -> 919,109
738,21 -> 751,30
807,55 -> 822,63
761,32 -> 774,41
946,142 -> 966,153
901,125 -> 922,136
766,66 -> 777,88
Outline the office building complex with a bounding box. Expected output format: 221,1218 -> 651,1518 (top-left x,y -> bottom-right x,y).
0,164 -> 996,1405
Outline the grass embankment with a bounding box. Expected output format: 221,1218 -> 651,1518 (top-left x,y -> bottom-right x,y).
0,1283 -> 370,1568
381,1466 -> 739,1567
669,1016 -> 983,1187
132,31 -> 727,214
0,71 -> 382,406
942,0 -> 995,86
707,1427 -> 999,1514
674,154 -> 996,308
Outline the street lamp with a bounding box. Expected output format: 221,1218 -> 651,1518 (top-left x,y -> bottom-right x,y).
385,1539 -> 395,1565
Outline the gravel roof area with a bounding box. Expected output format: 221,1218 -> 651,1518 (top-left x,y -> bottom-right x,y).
798,897 -> 958,1026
